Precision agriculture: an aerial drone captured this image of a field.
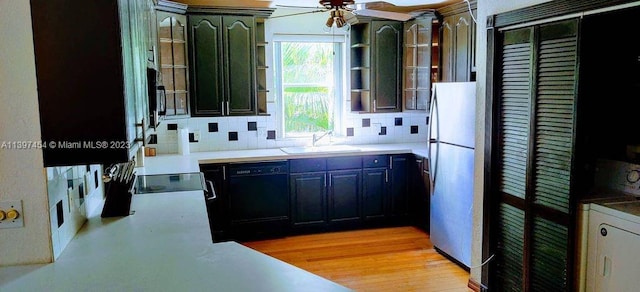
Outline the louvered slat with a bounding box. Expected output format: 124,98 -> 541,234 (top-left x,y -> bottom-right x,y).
534,35 -> 577,213
495,203 -> 525,292
531,217 -> 569,291
499,40 -> 532,199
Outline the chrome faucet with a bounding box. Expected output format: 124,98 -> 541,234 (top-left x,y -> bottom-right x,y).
312,130 -> 333,147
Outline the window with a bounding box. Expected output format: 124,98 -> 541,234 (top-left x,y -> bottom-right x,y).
275,37 -> 344,138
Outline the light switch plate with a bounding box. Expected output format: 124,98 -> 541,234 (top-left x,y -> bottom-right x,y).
0,200 -> 24,229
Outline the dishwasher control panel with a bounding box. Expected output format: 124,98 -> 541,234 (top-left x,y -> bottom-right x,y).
228,162 -> 288,176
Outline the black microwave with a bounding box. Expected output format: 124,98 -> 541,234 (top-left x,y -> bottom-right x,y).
147,68 -> 166,129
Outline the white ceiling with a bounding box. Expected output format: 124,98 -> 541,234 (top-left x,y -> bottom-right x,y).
273,0 -> 450,6
175,0 -> 458,11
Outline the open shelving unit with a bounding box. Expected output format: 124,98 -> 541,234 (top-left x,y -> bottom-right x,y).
256,18 -> 269,115
350,22 -> 371,112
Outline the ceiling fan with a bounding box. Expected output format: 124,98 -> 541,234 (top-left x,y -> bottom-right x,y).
271,0 -> 414,27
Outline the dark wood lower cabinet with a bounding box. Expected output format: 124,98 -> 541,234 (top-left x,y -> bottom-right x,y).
328,169 -> 362,227
412,156 -> 430,232
389,155 -> 410,221
362,168 -> 388,222
290,172 -> 327,230
202,154 -> 429,241
201,164 -> 228,241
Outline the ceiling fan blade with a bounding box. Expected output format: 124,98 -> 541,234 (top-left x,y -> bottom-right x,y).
353,8 -> 413,21
270,9 -> 327,19
275,4 -> 324,9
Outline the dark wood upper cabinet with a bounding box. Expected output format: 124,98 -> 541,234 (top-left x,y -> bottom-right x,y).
188,15 -> 224,116
402,14 -> 437,112
187,8 -> 272,117
223,16 -> 256,116
371,21 -> 403,113
351,19 -> 403,113
30,0 -> 152,167
438,1 -> 476,82
157,8 -> 190,117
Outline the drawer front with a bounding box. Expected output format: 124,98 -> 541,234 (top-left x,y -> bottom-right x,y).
362,155 -> 388,168
327,156 -> 362,170
289,158 -> 327,173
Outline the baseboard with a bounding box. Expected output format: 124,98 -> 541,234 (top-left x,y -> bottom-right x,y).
468,278 -> 484,292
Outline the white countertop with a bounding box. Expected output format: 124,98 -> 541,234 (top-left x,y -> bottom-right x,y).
138,143 -> 428,175
0,191 -> 350,291
1,143 -> 428,291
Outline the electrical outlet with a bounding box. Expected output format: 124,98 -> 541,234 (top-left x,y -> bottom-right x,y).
193,130 -> 201,141
0,200 -> 24,229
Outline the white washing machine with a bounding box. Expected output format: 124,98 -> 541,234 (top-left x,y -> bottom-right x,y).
578,160 -> 640,292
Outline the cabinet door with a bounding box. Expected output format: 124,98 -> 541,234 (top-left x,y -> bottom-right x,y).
31,0 -> 147,166
328,169 -> 362,224
411,156 -> 430,231
223,16 -> 256,115
158,13 -> 189,117
403,16 -> 433,111
290,172 -> 327,227
201,164 -> 228,241
440,11 -> 476,82
389,155 -> 410,218
362,168 -> 388,221
188,15 -> 224,116
371,21 -> 402,112
440,16 -> 455,82
454,12 -> 473,82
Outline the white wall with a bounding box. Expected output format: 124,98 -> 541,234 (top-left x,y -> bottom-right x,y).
470,0 -> 553,284
0,0 -> 52,265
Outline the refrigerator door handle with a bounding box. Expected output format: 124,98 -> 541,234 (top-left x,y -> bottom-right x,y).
428,86 -> 439,195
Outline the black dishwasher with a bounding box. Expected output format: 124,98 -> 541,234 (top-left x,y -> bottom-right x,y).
227,161 -> 289,239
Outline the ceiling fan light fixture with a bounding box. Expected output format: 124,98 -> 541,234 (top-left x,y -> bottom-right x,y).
325,15 -> 334,27
319,0 -> 355,10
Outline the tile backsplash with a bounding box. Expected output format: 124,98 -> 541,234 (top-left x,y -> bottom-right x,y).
46,164 -> 104,260
148,111 -> 429,154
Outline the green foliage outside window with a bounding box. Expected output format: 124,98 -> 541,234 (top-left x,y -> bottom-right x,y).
281,42 -> 335,136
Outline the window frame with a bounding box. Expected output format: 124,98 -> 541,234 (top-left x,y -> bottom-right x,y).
273,34 -> 346,140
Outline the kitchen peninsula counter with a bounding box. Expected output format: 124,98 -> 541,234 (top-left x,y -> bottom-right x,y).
0,143 -> 428,291
0,189 -> 350,291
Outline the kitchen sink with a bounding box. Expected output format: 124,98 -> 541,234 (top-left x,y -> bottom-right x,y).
280,145 -> 361,154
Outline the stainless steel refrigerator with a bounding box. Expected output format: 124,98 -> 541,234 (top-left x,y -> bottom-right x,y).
428,82 -> 476,268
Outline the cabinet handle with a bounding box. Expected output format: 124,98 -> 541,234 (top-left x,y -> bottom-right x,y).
373,100 -> 376,112
205,180 -> 217,201
221,101 -> 225,115
389,156 -> 393,169
385,169 -> 389,183
324,173 -> 327,187
328,173 -> 332,187
226,101 -> 230,115
222,166 -> 226,181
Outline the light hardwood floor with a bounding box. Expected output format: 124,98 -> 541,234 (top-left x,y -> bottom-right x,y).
242,226 -> 471,292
